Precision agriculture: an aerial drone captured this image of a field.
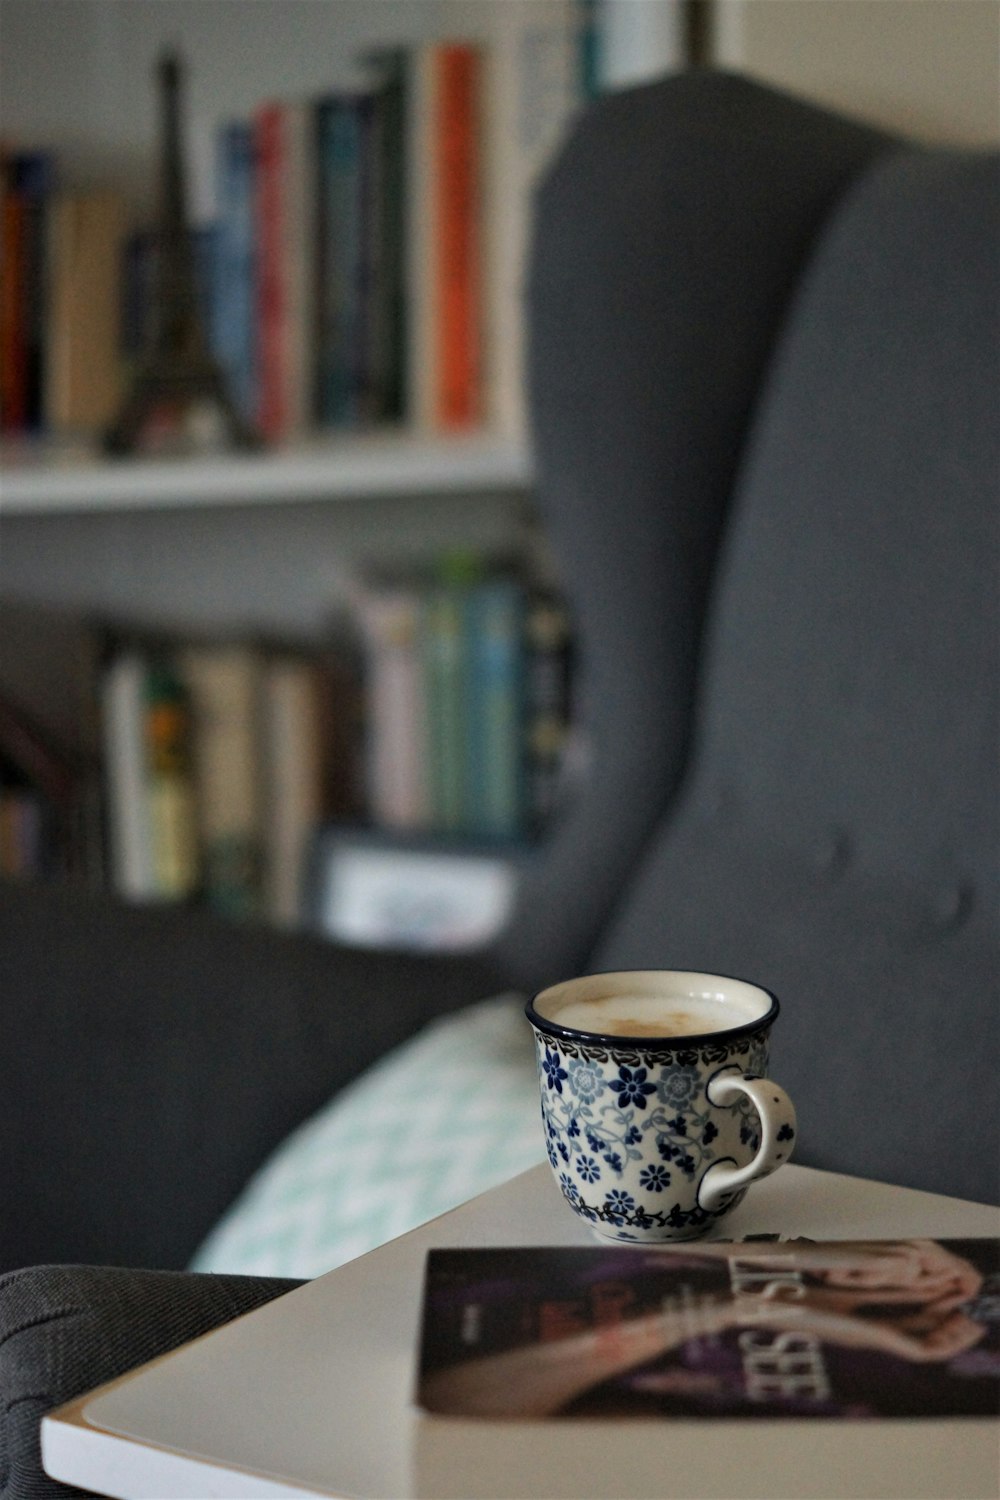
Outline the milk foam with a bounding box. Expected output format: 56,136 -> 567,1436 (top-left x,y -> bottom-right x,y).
549,993 -> 737,1038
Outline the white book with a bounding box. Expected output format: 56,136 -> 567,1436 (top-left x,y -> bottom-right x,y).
484,1 -> 587,438
355,583 -> 429,829
100,649 -> 155,902
259,652 -> 324,926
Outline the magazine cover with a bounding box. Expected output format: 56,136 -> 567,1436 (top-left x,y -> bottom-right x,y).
416,1240 -> 1000,1421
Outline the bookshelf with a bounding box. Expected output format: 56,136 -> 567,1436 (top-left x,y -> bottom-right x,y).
0,432 -> 533,515
0,0 -> 678,934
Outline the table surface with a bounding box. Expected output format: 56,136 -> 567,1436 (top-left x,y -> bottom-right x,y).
43,1164 -> 1000,1500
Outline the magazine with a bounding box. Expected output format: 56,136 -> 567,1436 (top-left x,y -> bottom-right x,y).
415,1239 -> 1000,1421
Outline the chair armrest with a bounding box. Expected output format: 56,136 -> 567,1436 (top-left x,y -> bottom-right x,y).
0,1264 -> 301,1500
0,881 -> 505,1274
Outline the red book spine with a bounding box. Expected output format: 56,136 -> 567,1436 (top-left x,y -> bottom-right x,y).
255,104 -> 285,442
0,189 -> 26,432
434,45 -> 481,431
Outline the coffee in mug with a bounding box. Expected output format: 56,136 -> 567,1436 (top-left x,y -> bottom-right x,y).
525,970 -> 797,1243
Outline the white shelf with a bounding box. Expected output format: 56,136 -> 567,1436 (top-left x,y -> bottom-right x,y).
0,431 -> 533,515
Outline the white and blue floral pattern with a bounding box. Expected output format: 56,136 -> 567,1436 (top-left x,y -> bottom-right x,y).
531,1026 -> 782,1242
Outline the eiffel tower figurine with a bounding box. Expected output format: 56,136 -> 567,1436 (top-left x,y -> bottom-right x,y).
104,52 -> 259,454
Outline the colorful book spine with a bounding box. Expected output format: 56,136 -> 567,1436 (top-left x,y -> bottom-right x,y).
362,48 -> 409,422
45,191 -> 126,435
143,661 -> 200,900
214,121 -> 257,424
434,44 -> 483,431
0,159 -> 27,432
9,151 -> 54,432
465,576 -> 527,838
315,92 -> 371,428
422,572 -> 472,832
254,100 -> 314,442
484,3 -> 586,437
178,642 -> 263,919
101,648 -> 156,903
354,582 -> 429,830
258,648 -> 325,927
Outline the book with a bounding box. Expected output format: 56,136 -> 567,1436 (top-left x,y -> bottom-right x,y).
213,121 -> 257,425
406,42 -> 484,433
0,155 -> 27,432
314,91 -> 373,428
258,646 -> 328,926
177,641 -> 263,918
434,43 -> 483,431
359,48 -> 409,422
45,190 -> 126,435
465,574 -> 527,838
422,554 -> 482,832
352,578 -> 430,831
254,99 -> 315,442
8,150 -> 54,432
417,1240 -> 1000,1421
484,2 -> 586,437
100,647 -> 157,902
142,658 -> 200,901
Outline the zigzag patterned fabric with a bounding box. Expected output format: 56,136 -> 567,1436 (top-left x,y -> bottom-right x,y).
191,994 -> 545,1278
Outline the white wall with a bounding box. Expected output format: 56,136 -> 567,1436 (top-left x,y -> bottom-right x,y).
714,0 -> 1000,146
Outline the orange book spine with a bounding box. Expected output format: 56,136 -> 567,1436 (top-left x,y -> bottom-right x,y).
434,45 -> 481,431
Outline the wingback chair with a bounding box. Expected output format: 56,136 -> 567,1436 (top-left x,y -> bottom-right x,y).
1,70 -> 996,1499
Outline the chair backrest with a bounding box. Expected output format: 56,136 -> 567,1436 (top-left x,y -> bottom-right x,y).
583,94 -> 999,1200
505,71 -> 892,986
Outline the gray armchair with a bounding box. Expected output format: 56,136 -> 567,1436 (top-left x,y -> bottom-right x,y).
1,70 -> 997,1499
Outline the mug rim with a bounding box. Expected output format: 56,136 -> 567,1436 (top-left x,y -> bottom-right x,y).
525,968 -> 779,1048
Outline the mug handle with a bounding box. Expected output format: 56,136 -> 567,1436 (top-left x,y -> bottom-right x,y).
697,1066 -> 797,1212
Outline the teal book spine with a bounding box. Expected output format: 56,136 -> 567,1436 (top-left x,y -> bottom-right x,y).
315,93 -> 369,427
422,583 -> 469,833
465,578 -> 527,838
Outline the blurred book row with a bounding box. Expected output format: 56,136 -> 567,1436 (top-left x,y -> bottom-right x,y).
0,10 -> 594,449
0,563 -> 573,929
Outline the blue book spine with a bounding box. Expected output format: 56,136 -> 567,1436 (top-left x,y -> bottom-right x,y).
11,151 -> 55,432
315,94 -> 370,428
214,121 -> 257,422
465,578 -> 527,838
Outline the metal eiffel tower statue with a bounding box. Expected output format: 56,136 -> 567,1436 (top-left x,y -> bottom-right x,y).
104,52 -> 259,454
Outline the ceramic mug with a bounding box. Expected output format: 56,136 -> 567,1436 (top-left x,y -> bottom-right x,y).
525,970 -> 797,1242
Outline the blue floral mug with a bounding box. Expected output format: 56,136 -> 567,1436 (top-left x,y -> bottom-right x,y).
525,970 -> 797,1242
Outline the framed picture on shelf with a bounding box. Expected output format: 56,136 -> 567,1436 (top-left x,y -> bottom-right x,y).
309,824 -> 527,953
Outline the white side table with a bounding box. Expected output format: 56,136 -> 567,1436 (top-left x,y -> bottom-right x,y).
43,1164 -> 999,1500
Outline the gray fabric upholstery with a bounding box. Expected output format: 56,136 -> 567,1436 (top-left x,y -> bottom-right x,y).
507,70 -> 893,985
592,147 -> 1000,1203
0,1266 -> 299,1499
0,880 -> 502,1275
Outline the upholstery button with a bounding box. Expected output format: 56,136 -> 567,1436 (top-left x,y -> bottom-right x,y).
813,829 -> 853,876
931,884 -> 974,931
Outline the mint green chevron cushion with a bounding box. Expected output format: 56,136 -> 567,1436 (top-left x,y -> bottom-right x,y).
190,993 -> 544,1278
